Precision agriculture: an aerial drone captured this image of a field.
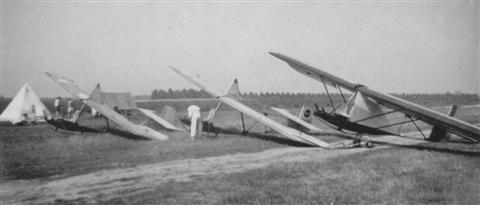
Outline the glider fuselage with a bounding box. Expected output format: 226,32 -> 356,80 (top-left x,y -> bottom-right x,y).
313,109 -> 394,135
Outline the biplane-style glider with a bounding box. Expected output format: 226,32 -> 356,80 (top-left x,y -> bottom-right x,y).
45,72 -> 169,140
270,52 -> 480,142
169,66 -> 330,148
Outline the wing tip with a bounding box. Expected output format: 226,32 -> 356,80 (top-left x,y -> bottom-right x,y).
268,51 -> 282,58
269,52 -> 294,65
168,65 -> 179,72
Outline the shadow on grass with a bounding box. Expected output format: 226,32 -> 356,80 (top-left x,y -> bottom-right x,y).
107,128 -> 151,141
373,140 -> 480,156
314,130 -> 480,156
52,126 -> 103,134
242,131 -> 312,147
181,118 -> 311,147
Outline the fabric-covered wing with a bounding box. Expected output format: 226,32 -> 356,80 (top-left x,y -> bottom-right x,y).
45,72 -> 90,99
101,92 -> 138,110
169,66 -> 222,97
269,52 -> 360,91
271,107 -> 323,133
85,100 -> 169,140
270,52 -> 480,141
356,88 -> 480,141
138,108 -> 183,131
170,66 -> 330,148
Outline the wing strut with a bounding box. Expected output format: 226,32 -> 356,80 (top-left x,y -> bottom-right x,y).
338,87 -> 347,103
73,104 -> 87,124
320,76 -> 336,112
396,115 -> 407,134
241,114 -> 269,134
104,117 -> 110,131
374,117 -> 420,130
409,116 -> 427,139
240,113 -> 247,135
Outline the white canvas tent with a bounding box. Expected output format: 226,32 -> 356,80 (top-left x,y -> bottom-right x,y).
0,83 -> 51,124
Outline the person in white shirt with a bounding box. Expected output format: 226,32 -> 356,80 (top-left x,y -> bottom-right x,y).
187,105 -> 202,141
54,97 -> 61,118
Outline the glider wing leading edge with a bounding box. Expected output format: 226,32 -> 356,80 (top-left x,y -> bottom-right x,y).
270,107 -> 323,133
45,72 -> 169,140
137,108 -> 184,131
169,66 -> 330,148
269,52 -> 480,142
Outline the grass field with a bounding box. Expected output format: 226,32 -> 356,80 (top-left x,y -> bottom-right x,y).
101,147 -> 480,205
0,119 -> 289,182
1,96 -> 479,204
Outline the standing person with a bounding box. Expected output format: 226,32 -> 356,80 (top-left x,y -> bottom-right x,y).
67,98 -> 74,119
54,97 -> 61,118
187,105 -> 202,141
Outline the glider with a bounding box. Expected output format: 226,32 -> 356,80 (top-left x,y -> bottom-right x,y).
270,52 -> 480,142
169,66 -> 330,148
45,72 -> 169,140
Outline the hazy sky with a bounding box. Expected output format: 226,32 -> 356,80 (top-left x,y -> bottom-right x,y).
1,1 -> 479,97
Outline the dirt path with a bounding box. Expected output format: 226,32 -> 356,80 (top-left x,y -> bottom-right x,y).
0,136 -> 423,204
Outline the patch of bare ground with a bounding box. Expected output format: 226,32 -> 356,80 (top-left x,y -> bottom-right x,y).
1,134 -> 438,205
109,143 -> 480,205
2,146 -> 381,204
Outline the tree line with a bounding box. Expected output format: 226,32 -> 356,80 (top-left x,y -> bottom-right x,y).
150,88 -> 479,108
151,88 -> 346,99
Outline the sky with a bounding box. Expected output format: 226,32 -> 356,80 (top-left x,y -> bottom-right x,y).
1,1 -> 479,97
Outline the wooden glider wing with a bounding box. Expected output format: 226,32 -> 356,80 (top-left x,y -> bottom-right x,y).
138,108 -> 184,131
271,107 -> 323,133
170,66 -> 330,148
45,72 -> 91,99
270,52 -> 480,141
45,72 -> 169,140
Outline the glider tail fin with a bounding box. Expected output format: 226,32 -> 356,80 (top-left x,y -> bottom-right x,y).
160,105 -> 177,124
204,78 -> 242,123
298,105 -> 313,123
160,105 -> 181,127
225,78 -> 242,100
